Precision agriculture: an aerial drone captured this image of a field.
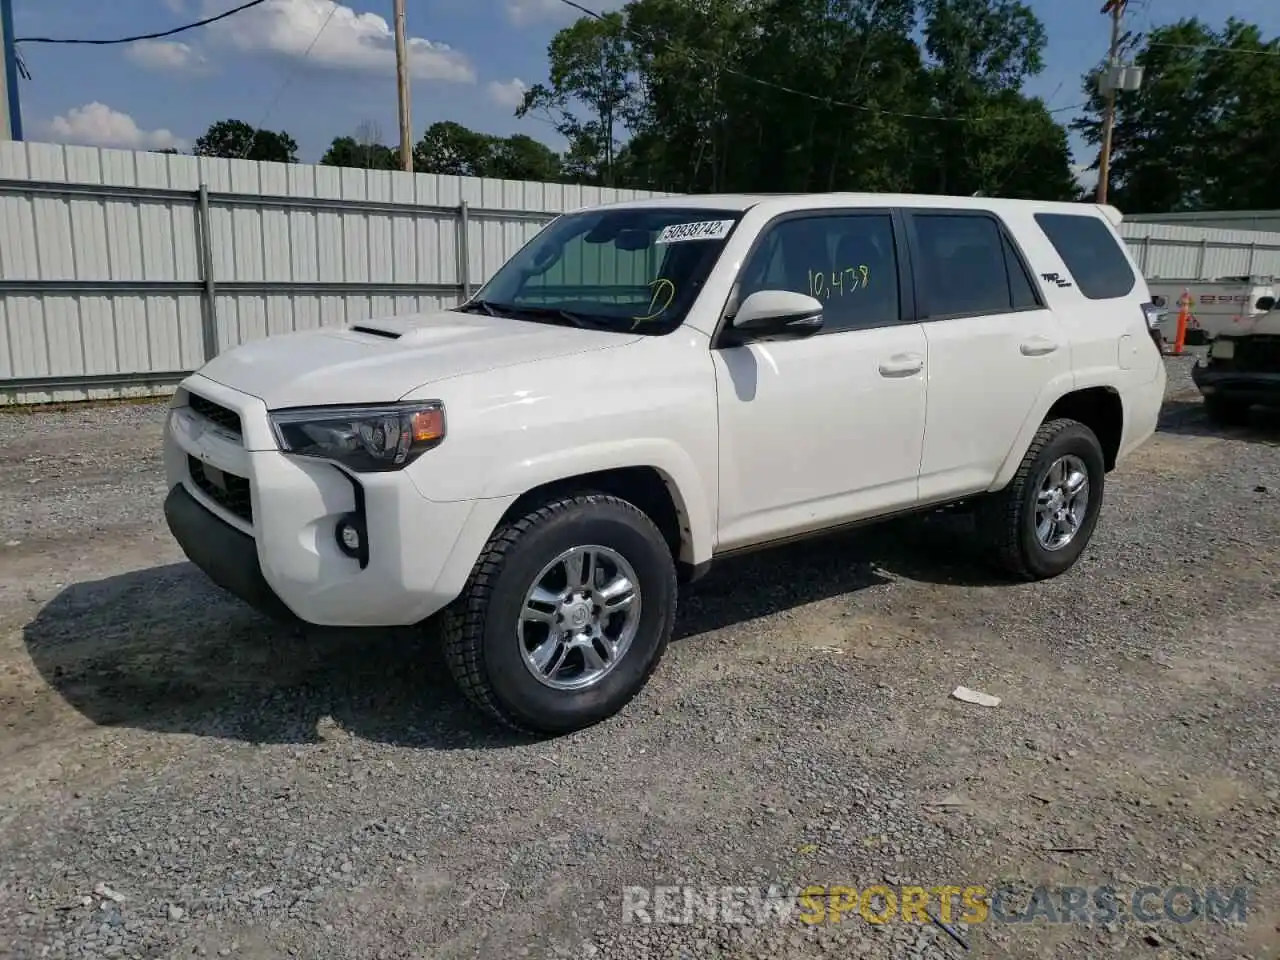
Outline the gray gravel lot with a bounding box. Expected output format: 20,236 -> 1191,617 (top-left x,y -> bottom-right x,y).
1,356 -> 1278,960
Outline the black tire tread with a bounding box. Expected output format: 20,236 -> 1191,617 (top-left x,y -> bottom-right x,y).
441,491 -> 674,733
985,417 -> 1092,582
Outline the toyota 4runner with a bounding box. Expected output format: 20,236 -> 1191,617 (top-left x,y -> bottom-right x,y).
163,193 -> 1166,734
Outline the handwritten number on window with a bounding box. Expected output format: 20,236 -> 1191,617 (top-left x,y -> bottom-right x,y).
808,265 -> 870,299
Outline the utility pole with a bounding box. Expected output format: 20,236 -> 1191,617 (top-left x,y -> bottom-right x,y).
1095,0 -> 1127,204
1,0 -> 22,141
393,0 -> 413,173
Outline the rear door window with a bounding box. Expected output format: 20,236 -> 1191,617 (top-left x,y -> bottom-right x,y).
1034,213 -> 1136,300
911,213 -> 1040,319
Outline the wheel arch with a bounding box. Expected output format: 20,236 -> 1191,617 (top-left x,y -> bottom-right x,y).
494,465 -> 704,580
992,384 -> 1124,490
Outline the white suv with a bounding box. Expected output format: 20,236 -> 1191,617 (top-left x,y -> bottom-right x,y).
162,193 -> 1166,734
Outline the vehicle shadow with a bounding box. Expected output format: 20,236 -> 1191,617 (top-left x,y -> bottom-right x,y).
22,513 -> 1004,749
1157,397 -> 1280,444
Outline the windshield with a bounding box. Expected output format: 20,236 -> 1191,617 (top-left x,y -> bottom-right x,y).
456,207 -> 743,334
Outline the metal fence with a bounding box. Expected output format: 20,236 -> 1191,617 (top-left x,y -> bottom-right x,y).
4,140 -> 1280,404
1118,221 -> 1280,280
0,141 -> 670,404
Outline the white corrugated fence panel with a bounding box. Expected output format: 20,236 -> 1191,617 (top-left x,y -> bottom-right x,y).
0,141 -> 674,403
1118,221 -> 1280,280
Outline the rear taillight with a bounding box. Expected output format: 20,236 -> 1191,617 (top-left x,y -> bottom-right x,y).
1141,301 -> 1165,353
1141,301 -> 1164,331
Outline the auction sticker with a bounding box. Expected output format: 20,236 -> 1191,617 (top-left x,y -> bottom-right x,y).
656,220 -> 735,244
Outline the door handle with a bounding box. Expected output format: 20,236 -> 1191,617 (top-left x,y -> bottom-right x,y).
1020,337 -> 1060,357
878,354 -> 924,377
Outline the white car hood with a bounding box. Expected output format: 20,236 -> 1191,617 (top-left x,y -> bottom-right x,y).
196,310 -> 641,408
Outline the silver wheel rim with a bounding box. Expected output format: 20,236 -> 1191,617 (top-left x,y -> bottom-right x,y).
1035,454 -> 1090,551
518,545 -> 642,691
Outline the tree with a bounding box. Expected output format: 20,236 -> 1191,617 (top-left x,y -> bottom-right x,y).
519,0 -> 1075,197
488,134 -> 563,182
408,121 -> 565,181
192,119 -> 299,163
412,121 -> 500,176
320,136 -> 396,170
517,12 -> 639,186
1073,18 -> 1280,212
912,0 -> 1075,198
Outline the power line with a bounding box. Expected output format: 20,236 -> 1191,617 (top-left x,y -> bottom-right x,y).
1146,41 -> 1280,58
238,0 -> 339,158
553,0 -> 1086,125
14,0 -> 269,45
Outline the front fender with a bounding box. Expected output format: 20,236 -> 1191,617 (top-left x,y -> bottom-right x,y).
480,438 -> 715,566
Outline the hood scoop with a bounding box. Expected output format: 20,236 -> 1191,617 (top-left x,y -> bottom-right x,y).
349,323 -> 402,340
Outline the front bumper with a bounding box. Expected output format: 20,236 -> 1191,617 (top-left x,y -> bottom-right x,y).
1191,364 -> 1280,406
163,374 -> 514,627
164,484 -> 298,622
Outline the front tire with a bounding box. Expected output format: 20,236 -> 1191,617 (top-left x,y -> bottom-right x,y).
442,492 -> 677,735
980,418 -> 1106,581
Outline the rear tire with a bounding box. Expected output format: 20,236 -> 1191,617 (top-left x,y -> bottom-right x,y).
1203,394 -> 1252,427
980,418 -> 1106,582
442,492 -> 677,735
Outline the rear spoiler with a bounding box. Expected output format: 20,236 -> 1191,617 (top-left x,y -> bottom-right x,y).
1095,204 -> 1124,227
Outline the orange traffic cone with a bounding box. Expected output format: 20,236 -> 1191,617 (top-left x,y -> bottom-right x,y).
1172,290 -> 1191,355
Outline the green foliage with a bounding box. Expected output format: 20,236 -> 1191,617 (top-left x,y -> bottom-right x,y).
516,13 -> 638,185
193,120 -> 298,163
208,4 -> 1278,209
320,136 -> 396,170
526,0 -> 1078,199
1073,18 -> 1280,212
410,122 -> 563,181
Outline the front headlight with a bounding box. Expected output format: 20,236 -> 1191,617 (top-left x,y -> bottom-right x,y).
269,402 -> 446,472
1210,339 -> 1235,360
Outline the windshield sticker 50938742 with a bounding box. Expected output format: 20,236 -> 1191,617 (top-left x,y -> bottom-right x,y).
656,220 -> 735,244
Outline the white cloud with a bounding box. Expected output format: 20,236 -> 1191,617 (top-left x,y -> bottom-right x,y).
208,0 -> 475,83
504,0 -> 623,26
163,0 -> 187,10
125,39 -> 209,73
1071,162 -> 1097,192
41,103 -> 188,152
487,77 -> 528,110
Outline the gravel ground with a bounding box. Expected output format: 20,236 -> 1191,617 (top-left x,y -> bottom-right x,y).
1,356 -> 1278,960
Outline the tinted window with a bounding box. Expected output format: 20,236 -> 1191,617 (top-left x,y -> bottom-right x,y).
913,213 -> 1026,318
1003,235 -> 1041,310
737,214 -> 900,332
1034,212 -> 1136,300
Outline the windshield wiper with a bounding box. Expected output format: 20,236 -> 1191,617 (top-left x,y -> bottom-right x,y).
455,299 -> 618,330
498,303 -> 608,329
454,298 -> 506,317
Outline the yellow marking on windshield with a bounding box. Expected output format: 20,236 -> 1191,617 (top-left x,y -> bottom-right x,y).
631,278 -> 676,323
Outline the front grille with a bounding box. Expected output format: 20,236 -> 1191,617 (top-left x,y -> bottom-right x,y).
188,392 -> 242,437
1235,335 -> 1280,370
188,455 -> 253,523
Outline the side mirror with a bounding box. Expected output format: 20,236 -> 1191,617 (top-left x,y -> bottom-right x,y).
730,290 -> 824,340
1257,296 -> 1276,312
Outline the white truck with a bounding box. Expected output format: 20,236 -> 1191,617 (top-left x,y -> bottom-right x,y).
162,193 -> 1166,734
1191,291 -> 1280,424
1148,276 -> 1277,347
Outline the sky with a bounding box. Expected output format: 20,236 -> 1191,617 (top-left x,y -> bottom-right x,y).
7,0 -> 1280,174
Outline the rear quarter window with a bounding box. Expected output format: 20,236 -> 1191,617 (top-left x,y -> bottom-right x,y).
1033,212 -> 1136,301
